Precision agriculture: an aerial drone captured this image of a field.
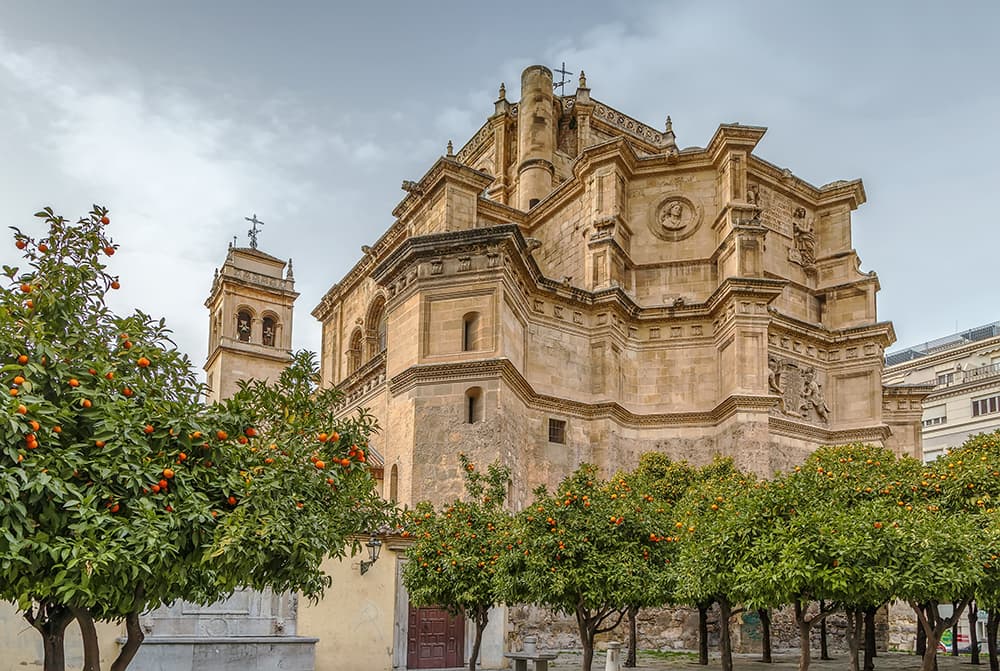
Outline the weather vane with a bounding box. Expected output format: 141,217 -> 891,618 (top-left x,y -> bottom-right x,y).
244,213 -> 264,249
553,62 -> 573,96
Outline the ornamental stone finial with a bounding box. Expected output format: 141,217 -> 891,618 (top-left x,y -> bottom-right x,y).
579,70 -> 587,88
498,82 -> 506,100
446,140 -> 454,157
663,115 -> 677,153
285,258 -> 294,280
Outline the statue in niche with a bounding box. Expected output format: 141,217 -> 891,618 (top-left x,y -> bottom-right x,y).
798,367 -> 830,423
659,200 -> 685,231
747,184 -> 761,207
790,206 -> 816,267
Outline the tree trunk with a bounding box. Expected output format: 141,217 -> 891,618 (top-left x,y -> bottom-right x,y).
953,601 -> 961,656
844,608 -> 863,671
971,600 -> 981,665
987,609 -> 999,671
719,597 -> 734,671
69,606 -> 102,671
698,602 -> 710,665
819,599 -> 831,660
468,607 -> 488,671
110,611 -> 145,671
625,605 -> 639,667
759,608 -> 772,663
25,601 -> 74,671
912,599 -> 971,671
793,601 -> 814,671
916,604 -> 927,657
863,605 -> 877,671
575,606 -> 596,671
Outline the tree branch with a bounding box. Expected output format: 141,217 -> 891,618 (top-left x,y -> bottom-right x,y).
110,611 -> 144,671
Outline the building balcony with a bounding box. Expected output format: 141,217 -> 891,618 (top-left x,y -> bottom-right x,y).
929,362 -> 1000,390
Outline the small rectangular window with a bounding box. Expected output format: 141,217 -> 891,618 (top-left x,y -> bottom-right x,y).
548,419 -> 566,444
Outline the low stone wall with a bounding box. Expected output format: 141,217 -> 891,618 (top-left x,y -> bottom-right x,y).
508,602 -> 904,656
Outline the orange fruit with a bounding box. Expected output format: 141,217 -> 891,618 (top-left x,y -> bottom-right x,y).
105,372 -> 114,380
9,388 -> 17,396
329,431 -> 339,442
68,378 -> 80,387
318,432 -> 328,442
15,240 -> 26,250
53,426 -> 61,433
137,357 -> 150,367
29,420 -> 39,431
17,355 -> 28,364
314,460 -> 325,469
216,430 -> 228,441
95,440 -> 105,447
38,243 -> 48,253
228,496 -> 237,506
100,215 -> 109,225
163,468 -> 174,479
110,281 -> 120,290
158,479 -> 168,489
16,404 -> 27,415
144,424 -> 154,434
104,246 -> 115,256
81,398 -> 92,408
13,375 -> 24,385
178,452 -> 187,461
110,504 -> 120,513
151,484 -> 161,493
244,427 -> 257,437
122,387 -> 133,397
20,283 -> 30,293
24,299 -> 33,309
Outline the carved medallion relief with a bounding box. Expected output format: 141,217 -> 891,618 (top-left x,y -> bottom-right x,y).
648,194 -> 703,241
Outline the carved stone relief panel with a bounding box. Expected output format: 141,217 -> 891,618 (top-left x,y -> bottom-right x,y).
768,355 -> 830,424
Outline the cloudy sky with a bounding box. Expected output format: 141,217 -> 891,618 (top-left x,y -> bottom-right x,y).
1,1 -> 997,369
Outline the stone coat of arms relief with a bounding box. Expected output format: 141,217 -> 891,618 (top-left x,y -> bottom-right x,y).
768,355 -> 830,424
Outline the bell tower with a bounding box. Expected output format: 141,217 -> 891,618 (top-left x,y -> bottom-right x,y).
204,240 -> 298,402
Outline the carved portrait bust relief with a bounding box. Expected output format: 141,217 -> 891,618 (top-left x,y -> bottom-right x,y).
649,194 -> 703,241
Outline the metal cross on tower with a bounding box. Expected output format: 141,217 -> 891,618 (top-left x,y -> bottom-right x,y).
244,213 -> 264,249
553,62 -> 573,96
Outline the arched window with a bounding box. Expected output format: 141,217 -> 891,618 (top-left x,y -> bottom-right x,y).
462,312 -> 480,352
366,296 -> 387,359
236,310 -> 252,343
465,387 -> 483,424
261,316 -> 276,347
348,329 -> 364,375
389,464 -> 398,503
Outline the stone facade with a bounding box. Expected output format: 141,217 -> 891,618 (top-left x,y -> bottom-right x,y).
314,65 -> 924,505
307,65 -> 927,670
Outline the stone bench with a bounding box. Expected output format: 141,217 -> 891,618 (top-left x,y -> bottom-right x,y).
504,636 -> 558,671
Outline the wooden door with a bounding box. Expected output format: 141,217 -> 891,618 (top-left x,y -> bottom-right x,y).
406,604 -> 464,668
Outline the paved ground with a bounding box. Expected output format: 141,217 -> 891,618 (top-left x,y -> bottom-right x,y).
532,649 -> 982,670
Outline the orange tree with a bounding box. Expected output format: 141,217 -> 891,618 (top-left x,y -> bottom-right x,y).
930,431 -> 1000,669
672,457 -> 759,671
401,455 -> 511,671
497,463 -> 674,671
614,453 -> 698,666
738,444 -> 924,671
0,207 -> 388,671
